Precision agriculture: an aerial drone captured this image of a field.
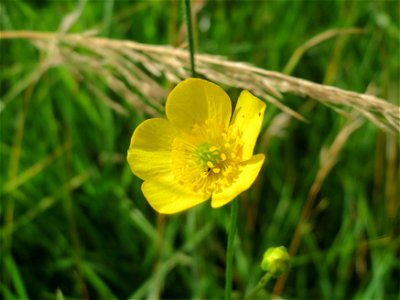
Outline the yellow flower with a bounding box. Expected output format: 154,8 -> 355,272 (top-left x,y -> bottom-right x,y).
127,78 -> 266,214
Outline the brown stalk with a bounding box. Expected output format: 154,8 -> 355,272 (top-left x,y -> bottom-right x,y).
273,116 -> 363,295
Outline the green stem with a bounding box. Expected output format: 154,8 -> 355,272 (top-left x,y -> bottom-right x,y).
183,0 -> 196,77
225,198 -> 238,300
244,272 -> 272,299
102,0 -> 114,37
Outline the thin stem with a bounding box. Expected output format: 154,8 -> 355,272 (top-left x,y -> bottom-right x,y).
244,272 -> 272,299
183,0 -> 196,77
225,198 -> 238,300
102,0 -> 114,37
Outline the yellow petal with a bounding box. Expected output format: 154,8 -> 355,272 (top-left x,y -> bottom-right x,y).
231,90 -> 266,160
127,118 -> 178,181
211,154 -> 265,208
142,173 -> 210,214
166,78 -> 232,132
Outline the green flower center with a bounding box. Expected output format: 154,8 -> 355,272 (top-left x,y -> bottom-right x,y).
171,121 -> 244,194
195,143 -> 226,174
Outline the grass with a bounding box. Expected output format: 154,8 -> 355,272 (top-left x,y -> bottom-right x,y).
0,0 -> 399,299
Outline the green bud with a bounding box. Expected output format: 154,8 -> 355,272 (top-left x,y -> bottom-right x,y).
260,246 -> 290,277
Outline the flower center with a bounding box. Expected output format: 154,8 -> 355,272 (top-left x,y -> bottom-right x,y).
195,143 -> 225,174
171,121 -> 243,194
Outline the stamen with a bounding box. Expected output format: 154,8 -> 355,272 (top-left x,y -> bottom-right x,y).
200,171 -> 208,178
171,121 -> 244,195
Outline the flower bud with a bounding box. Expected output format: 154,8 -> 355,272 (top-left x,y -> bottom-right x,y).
260,246 -> 290,277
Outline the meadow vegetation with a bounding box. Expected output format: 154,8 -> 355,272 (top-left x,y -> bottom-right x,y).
0,1 -> 399,299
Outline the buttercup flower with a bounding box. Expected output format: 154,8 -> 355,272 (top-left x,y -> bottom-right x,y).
127,78 -> 266,214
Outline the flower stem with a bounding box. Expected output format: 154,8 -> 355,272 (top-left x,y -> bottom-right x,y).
244,272 -> 272,299
183,0 -> 196,77
225,198 -> 238,300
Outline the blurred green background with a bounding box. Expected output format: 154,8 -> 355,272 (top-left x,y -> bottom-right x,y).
1,0 -> 399,299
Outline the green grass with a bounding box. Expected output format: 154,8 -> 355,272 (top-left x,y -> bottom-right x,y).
1,0 -> 399,299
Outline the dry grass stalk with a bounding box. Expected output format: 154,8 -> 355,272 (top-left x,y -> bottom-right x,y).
385,134 -> 399,221
273,116 -> 364,295
1,30 -> 399,133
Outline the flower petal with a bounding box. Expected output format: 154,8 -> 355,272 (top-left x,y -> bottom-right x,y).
211,154 -> 265,208
127,118 -> 178,181
231,90 -> 266,160
142,174 -> 210,214
166,78 -> 232,132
